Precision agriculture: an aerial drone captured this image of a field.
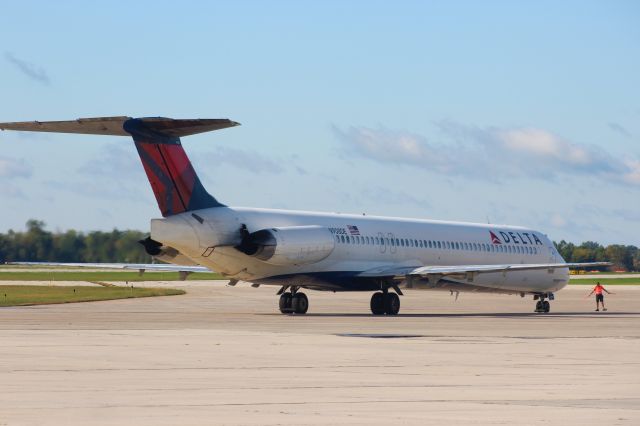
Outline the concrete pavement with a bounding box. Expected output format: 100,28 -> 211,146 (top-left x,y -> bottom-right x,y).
1,282 -> 639,425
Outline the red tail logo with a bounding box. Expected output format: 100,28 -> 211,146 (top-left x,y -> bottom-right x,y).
489,231 -> 502,244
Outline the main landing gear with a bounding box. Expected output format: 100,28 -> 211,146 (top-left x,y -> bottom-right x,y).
370,291 -> 401,315
534,293 -> 553,313
279,287 -> 308,314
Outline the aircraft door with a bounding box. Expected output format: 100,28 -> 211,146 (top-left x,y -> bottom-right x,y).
388,232 -> 397,254
378,232 -> 386,254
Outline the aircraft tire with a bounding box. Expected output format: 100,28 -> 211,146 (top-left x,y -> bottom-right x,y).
384,292 -> 400,315
279,293 -> 293,313
292,293 -> 309,314
543,300 -> 550,313
535,300 -> 543,313
370,292 -> 385,315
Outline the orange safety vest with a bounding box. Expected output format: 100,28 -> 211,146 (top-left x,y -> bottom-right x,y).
594,285 -> 604,295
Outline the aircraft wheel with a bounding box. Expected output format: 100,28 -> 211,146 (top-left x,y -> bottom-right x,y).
384,292 -> 401,315
543,300 -> 550,313
370,292 -> 385,315
292,292 -> 309,314
535,300 -> 543,313
279,292 -> 292,314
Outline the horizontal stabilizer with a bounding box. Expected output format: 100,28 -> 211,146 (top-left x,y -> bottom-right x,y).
1,115 -> 239,216
0,116 -> 240,137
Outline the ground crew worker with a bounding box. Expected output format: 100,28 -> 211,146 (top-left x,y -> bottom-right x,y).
587,282 -> 613,311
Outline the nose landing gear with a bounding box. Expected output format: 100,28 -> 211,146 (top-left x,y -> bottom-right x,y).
534,293 -> 552,313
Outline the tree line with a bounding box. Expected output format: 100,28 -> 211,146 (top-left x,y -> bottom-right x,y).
0,220 -> 151,263
555,240 -> 639,272
0,220 -> 638,271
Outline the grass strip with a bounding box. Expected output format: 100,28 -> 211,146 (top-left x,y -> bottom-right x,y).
0,285 -> 185,307
0,271 -> 224,282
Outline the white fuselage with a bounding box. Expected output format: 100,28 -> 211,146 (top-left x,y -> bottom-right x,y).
150,206 -> 569,295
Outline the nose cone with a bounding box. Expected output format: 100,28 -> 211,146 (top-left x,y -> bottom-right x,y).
150,215 -> 199,254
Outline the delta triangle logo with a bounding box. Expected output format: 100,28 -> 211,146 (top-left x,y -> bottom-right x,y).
489,231 -> 502,244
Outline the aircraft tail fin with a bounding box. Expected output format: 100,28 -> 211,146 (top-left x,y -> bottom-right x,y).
0,116 -> 240,217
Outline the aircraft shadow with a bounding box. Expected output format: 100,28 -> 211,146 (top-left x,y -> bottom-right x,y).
260,311 -> 639,318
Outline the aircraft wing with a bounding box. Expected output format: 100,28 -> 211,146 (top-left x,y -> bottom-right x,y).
356,265 -> 421,278
356,262 -> 610,278
7,261 -> 211,276
408,262 -> 611,277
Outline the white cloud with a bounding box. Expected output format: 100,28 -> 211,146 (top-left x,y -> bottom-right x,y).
622,160 -> 640,185
335,121 -> 640,187
0,156 -> 32,179
197,147 -> 285,174
4,52 -> 50,85
77,143 -> 143,179
608,122 -> 632,138
550,213 -> 568,228
0,185 -> 26,198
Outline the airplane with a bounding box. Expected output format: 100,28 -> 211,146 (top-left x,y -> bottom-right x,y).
0,116 -> 610,315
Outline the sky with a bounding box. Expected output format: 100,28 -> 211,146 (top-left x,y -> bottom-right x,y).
0,0 -> 639,245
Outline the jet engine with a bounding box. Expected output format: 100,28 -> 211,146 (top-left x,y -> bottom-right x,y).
236,225 -> 335,266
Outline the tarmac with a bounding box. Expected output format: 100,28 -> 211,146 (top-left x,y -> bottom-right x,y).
1,281 -> 639,425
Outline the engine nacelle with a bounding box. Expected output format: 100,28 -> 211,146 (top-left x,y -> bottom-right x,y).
238,225 -> 335,266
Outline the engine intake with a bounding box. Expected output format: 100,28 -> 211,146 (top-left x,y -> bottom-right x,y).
237,225 -> 335,266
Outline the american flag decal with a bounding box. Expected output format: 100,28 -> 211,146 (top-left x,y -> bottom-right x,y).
347,225 -> 360,236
